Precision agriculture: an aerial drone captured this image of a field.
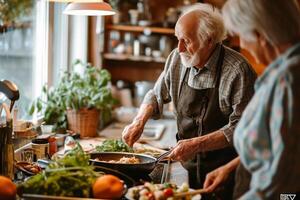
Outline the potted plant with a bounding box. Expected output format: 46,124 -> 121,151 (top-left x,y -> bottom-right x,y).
29,60 -> 116,138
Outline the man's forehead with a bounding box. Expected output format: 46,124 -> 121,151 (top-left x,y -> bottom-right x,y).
175,18 -> 198,38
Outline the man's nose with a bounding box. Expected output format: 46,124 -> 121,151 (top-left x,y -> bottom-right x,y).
178,40 -> 186,53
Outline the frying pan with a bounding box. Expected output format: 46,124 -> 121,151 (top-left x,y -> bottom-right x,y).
89,151 -> 170,174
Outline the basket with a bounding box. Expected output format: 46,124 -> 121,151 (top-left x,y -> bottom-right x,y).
66,108 -> 100,138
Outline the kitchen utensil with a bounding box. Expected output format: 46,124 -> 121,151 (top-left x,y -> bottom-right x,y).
160,158 -> 171,184
0,102 -> 14,178
0,80 -> 20,112
90,151 -> 171,174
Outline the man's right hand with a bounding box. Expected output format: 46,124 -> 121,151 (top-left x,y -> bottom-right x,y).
122,119 -> 144,147
122,103 -> 155,147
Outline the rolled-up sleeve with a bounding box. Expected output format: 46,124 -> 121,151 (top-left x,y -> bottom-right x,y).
142,50 -> 176,119
220,62 -> 257,144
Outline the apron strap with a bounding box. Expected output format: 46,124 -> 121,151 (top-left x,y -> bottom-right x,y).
215,44 -> 225,88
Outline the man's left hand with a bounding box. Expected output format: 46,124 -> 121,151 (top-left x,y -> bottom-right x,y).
168,139 -> 198,161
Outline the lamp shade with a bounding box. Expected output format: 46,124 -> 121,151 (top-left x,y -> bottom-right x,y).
63,2 -> 115,16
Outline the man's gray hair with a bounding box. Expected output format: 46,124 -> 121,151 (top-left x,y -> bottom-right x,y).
222,0 -> 300,45
181,3 -> 227,44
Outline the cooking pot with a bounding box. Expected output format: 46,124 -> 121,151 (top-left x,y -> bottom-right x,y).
89,151 -> 170,174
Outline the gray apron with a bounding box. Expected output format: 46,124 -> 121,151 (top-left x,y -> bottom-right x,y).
176,46 -> 237,200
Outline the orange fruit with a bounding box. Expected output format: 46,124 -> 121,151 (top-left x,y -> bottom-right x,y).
0,176 -> 16,200
92,174 -> 124,199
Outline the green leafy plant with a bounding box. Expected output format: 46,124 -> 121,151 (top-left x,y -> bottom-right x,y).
29,60 -> 117,131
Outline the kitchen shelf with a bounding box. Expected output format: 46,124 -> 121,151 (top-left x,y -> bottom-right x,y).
103,53 -> 166,63
106,24 -> 175,35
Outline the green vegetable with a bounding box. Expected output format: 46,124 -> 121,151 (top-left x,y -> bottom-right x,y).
18,144 -> 103,197
95,139 -> 133,153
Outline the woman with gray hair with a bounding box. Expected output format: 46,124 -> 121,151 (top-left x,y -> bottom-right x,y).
203,0 -> 300,199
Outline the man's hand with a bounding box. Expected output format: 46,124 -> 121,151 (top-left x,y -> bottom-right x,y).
122,103 -> 155,147
122,119 -> 144,147
168,139 -> 198,161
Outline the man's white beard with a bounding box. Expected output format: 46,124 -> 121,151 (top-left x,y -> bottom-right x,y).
180,51 -> 200,68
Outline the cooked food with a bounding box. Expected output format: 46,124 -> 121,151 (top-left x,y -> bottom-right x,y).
127,182 -> 192,200
94,156 -> 141,164
16,162 -> 41,175
134,147 -> 162,158
95,139 -> 165,158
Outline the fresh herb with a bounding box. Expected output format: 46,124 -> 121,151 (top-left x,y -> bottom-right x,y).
18,144 -> 103,197
96,139 -> 133,153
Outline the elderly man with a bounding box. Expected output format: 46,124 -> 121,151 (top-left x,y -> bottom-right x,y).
203,0 -> 300,199
122,3 -> 256,199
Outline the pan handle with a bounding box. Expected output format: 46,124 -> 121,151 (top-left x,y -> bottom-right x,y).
156,149 -> 172,163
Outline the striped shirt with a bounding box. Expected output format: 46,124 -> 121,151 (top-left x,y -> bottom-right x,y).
143,43 -> 257,144
234,42 -> 300,199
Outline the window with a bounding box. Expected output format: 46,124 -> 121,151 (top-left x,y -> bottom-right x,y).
0,1 -> 89,120
0,1 -> 50,120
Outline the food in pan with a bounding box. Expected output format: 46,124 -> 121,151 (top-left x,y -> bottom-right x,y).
94,156 -> 141,164
95,139 -> 165,158
134,147 -> 163,158
127,182 -> 199,200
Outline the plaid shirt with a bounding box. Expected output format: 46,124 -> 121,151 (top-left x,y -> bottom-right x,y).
143,44 -> 257,143
234,42 -> 300,199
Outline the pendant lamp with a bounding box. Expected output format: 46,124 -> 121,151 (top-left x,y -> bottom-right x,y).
63,0 -> 115,16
